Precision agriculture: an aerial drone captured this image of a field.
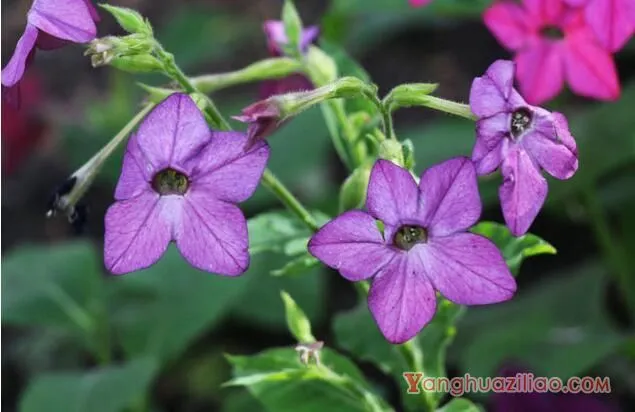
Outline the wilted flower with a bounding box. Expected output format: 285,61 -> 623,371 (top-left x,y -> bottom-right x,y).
470,60 -> 578,236
1,0 -> 99,106
104,93 -> 269,275
260,20 -> 319,98
309,158 -> 516,344
484,0 -> 620,104
233,99 -> 283,149
564,0 -> 635,52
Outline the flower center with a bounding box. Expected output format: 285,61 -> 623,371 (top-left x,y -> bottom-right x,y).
540,25 -> 564,40
510,108 -> 532,139
393,225 -> 428,251
152,168 -> 189,195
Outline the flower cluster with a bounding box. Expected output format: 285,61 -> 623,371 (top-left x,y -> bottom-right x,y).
484,0 -> 632,104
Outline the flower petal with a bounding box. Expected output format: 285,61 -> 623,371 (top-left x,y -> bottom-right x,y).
483,1 -> 531,51
300,26 -> 320,52
515,41 -> 565,105
114,133 -> 152,200
523,114 -> 578,180
368,255 -> 437,344
585,0 -> 635,52
499,146 -> 548,236
473,112 -> 508,175
470,60 -> 518,118
417,233 -> 516,305
135,93 -> 211,174
29,0 -> 97,43
366,159 -> 419,226
1,24 -> 38,88
175,190 -> 249,276
308,210 -> 397,281
409,0 -> 433,7
564,24 -> 620,101
104,192 -> 175,274
190,131 -> 270,203
523,0 -> 566,24
419,157 -> 482,237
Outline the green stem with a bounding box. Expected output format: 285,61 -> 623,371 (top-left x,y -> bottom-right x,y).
415,95 -> 476,121
583,186 -> 635,316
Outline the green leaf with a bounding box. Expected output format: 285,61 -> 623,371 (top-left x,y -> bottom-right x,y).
471,222 -> 557,275
248,211 -> 313,255
226,347 -> 391,412
109,246 -> 251,361
19,358 -> 158,412
453,261 -> 626,383
1,241 -> 103,336
271,253 -> 320,277
436,398 -> 482,412
280,291 -> 316,342
99,4 -> 152,35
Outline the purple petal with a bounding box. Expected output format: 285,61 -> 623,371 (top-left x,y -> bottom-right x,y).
189,131 -> 270,203
135,93 -> 211,175
175,190 -> 249,276
419,157 -> 482,237
499,146 -> 548,236
29,0 -> 97,43
104,192 -> 175,274
300,26 -> 320,52
515,41 -> 565,105
417,233 -> 516,305
1,24 -> 38,88
470,60 -> 518,118
82,0 -> 101,22
366,159 -> 419,226
263,21 -> 287,55
586,0 -> 635,52
308,210 -> 397,281
114,133 -> 152,201
473,112 -> 508,175
523,114 -> 578,180
368,255 -> 437,344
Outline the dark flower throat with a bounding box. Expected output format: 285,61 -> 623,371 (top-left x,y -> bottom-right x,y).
393,225 -> 428,251
152,168 -> 189,195
510,108 -> 532,138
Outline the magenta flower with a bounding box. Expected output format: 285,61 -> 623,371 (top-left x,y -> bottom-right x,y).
409,0 -> 433,7
308,158 -> 516,344
1,0 -> 99,106
564,0 -> 635,52
470,60 -> 578,236
259,20 -> 318,99
484,0 -> 620,104
104,93 -> 270,275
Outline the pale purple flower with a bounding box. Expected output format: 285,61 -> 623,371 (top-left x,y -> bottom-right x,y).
470,60 -> 578,236
1,0 -> 99,106
308,158 -> 516,344
104,93 -> 270,275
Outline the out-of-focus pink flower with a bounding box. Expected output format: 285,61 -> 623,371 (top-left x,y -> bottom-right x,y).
409,0 -> 433,7
484,0 -> 620,104
1,0 -> 99,107
563,0 -> 635,52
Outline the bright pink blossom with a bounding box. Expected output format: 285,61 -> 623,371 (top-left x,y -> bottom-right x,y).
409,0 -> 433,7
484,0 -> 620,104
564,0 -> 635,52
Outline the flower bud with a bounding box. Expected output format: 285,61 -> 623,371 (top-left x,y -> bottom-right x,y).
99,4 -> 153,35
378,139 -> 405,166
383,83 -> 439,111
110,54 -> 163,73
305,46 -> 338,86
86,34 -> 157,70
339,162 -> 372,211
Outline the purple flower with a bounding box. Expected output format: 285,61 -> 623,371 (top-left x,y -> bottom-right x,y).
233,99 -> 283,149
470,60 -> 578,236
259,20 -> 318,99
104,93 -> 270,275
308,158 -> 516,344
1,0 -> 99,106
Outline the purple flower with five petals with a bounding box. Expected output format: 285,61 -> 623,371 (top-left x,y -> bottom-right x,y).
1,0 -> 100,106
470,60 -> 578,236
308,158 -> 516,344
259,20 -> 318,99
104,93 -> 269,275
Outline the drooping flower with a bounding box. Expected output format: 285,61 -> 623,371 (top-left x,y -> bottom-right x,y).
233,98 -> 283,149
470,60 -> 578,236
308,158 -> 516,344
484,0 -> 620,104
104,93 -> 270,275
1,0 -> 99,106
409,0 -> 433,7
259,20 -> 318,99
564,0 -> 635,52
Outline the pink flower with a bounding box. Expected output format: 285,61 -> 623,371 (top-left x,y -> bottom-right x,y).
484,0 -> 620,104
409,0 -> 433,7
564,0 -> 635,52
1,0 -> 99,106
104,94 -> 270,275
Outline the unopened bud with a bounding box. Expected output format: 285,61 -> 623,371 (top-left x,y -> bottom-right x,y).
99,4 -> 153,35
383,83 -> 439,112
305,46 -> 338,86
339,163 -> 372,211
378,139 -> 405,166
110,54 -> 163,73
